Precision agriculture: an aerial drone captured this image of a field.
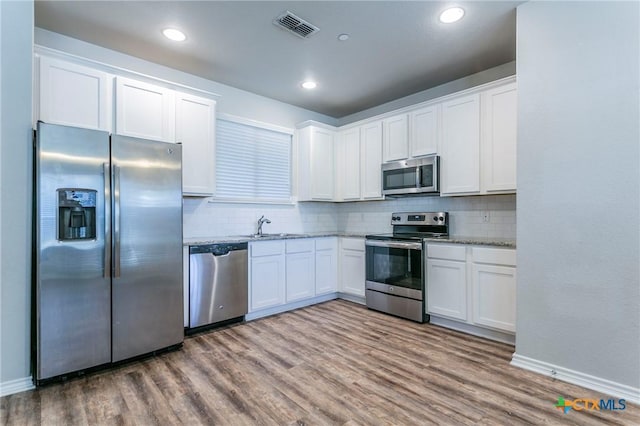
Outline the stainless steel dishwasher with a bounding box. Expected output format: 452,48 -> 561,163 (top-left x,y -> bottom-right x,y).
189,242 -> 248,329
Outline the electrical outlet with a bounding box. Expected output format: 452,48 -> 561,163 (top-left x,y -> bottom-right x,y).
481,211 -> 490,223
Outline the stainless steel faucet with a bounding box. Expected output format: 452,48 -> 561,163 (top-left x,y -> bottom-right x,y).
257,215 -> 271,236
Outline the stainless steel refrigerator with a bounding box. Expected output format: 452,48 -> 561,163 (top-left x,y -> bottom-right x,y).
34,122 -> 183,383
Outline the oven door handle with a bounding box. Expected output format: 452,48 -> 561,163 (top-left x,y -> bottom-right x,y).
365,240 -> 423,250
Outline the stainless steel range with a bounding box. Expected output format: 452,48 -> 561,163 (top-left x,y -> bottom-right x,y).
365,212 -> 449,323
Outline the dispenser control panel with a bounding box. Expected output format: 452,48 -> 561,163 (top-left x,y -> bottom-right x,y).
57,188 -> 97,241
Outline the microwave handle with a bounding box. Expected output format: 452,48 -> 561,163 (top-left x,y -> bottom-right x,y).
415,165 -> 422,188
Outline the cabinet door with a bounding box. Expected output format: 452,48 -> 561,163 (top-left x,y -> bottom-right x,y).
427,259 -> 467,320
310,128 -> 335,200
250,255 -> 285,311
361,121 -> 383,199
38,56 -> 111,131
176,93 -> 216,196
382,114 -> 408,162
286,251 -> 316,302
339,239 -> 365,297
482,83 -> 517,193
339,128 -> 361,200
115,77 -> 175,142
472,264 -> 516,332
441,94 -> 480,195
315,238 -> 338,295
410,105 -> 439,157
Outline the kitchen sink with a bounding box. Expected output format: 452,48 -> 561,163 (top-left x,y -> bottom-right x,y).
246,233 -> 306,239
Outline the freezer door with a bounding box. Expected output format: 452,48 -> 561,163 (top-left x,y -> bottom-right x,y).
36,122 -> 112,380
111,135 -> 183,362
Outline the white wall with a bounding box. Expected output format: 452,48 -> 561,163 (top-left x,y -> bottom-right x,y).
515,0 -> 639,393
0,0 -> 34,388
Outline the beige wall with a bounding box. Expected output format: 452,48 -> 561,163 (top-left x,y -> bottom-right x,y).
515,1 -> 640,390
0,0 -> 34,385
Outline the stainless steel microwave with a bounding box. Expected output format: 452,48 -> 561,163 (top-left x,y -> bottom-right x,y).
382,155 -> 439,196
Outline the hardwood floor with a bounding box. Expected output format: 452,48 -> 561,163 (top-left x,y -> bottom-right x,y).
2,300 -> 639,425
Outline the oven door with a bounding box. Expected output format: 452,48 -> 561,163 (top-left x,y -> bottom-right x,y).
365,240 -> 423,299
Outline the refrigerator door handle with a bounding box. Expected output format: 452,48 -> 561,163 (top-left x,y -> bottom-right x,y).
103,162 -> 111,278
113,165 -> 121,278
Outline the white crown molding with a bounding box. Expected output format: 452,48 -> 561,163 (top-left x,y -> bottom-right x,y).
511,353 -> 640,405
0,376 -> 35,397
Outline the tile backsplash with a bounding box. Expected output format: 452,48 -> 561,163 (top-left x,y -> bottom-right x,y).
183,194 -> 516,239
182,199 -> 338,238
336,194 -> 516,238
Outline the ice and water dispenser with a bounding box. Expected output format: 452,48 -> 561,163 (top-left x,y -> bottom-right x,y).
57,189 -> 97,241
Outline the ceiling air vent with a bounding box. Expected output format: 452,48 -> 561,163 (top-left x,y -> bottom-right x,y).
273,11 -> 319,39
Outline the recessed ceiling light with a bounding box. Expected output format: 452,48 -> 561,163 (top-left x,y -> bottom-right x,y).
337,33 -> 350,41
439,7 -> 465,24
162,28 -> 186,42
302,81 -> 317,90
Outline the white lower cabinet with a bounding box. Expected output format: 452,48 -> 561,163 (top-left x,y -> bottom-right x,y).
249,237 -> 340,317
427,258 -> 467,321
285,239 -> 315,302
426,244 -> 516,335
315,238 -> 338,295
472,261 -> 516,333
339,238 -> 365,297
249,241 -> 286,312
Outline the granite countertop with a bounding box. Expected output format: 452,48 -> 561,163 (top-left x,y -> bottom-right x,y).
184,233 -> 515,248
423,236 -> 516,248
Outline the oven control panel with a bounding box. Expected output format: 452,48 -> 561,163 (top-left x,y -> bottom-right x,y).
390,212 -> 447,225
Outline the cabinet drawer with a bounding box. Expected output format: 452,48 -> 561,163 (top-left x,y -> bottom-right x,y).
286,239 -> 314,254
472,247 -> 516,266
315,237 -> 336,251
250,240 -> 285,257
427,244 -> 466,261
341,237 -> 364,251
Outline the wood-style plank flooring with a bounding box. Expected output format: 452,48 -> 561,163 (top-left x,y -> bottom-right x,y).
2,300 -> 639,425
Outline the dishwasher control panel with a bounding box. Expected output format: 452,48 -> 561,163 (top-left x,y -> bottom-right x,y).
190,242 -> 248,256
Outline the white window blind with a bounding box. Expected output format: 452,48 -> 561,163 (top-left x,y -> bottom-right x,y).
216,118 -> 292,202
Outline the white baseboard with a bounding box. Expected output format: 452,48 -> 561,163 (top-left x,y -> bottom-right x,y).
0,376 -> 35,397
337,292 -> 365,305
511,353 -> 640,405
429,316 -> 516,345
245,293 -> 338,321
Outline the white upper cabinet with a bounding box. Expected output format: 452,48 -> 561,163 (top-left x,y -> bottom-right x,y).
297,124 -> 336,201
382,114 -> 409,162
410,104 -> 439,157
360,121 -> 383,199
440,93 -> 481,195
115,76 -> 175,142
440,79 -> 517,197
481,82 -> 517,193
176,93 -> 216,196
38,56 -> 112,131
36,53 -> 218,198
339,127 -> 361,201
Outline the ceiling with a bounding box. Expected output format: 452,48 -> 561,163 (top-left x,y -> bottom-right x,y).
35,1 -> 523,118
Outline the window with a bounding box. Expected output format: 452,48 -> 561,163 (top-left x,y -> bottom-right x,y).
215,116 -> 293,203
